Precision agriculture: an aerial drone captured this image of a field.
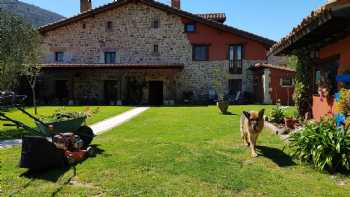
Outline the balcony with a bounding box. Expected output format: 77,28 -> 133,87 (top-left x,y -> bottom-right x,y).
228,60 -> 242,74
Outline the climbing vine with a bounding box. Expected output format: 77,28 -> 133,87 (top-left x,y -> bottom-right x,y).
291,50 -> 314,118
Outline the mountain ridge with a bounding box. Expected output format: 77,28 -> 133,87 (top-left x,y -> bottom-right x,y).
0,0 -> 65,27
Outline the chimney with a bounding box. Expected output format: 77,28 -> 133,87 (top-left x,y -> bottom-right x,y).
171,0 -> 181,9
80,0 -> 92,13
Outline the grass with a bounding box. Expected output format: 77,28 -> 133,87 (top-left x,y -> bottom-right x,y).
1,105 -> 349,196
0,106 -> 131,140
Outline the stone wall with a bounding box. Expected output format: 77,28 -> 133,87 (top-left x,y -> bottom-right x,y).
42,3 -> 192,65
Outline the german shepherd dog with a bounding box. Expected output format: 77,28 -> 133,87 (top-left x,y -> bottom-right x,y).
240,109 -> 265,157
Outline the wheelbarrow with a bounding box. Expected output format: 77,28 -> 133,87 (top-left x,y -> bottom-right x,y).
0,91 -> 95,170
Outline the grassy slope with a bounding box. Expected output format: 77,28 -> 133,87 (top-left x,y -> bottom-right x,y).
1,105 -> 349,196
0,106 -> 131,140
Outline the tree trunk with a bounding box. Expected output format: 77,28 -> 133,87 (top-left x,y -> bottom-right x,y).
32,87 -> 37,115
294,49 -> 314,118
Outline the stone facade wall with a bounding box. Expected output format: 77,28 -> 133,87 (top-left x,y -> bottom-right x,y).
40,2 -> 266,104
42,3 -> 192,65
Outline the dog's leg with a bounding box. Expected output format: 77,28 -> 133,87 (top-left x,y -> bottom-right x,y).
240,116 -> 250,146
249,134 -> 258,157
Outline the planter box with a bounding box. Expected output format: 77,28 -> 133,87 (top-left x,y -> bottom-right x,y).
35,117 -> 86,135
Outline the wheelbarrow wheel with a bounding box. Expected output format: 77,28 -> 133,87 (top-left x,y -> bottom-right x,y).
74,126 -> 94,148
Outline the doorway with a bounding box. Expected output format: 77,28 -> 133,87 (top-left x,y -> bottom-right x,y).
149,81 -> 163,105
55,80 -> 68,99
104,80 -> 119,104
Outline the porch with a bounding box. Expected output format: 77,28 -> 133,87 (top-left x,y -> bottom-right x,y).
269,0 -> 350,120
38,64 -> 184,105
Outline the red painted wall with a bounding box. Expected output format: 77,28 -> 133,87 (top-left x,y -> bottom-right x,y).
320,35 -> 350,73
269,68 -> 295,106
182,18 -> 269,60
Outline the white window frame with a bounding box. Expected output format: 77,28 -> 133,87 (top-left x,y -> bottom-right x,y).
280,77 -> 294,87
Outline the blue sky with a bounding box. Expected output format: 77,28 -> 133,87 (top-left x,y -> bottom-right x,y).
21,0 -> 326,41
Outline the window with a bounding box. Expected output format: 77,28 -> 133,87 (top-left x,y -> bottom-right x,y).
104,52 -> 116,64
185,23 -> 196,33
228,45 -> 243,74
55,52 -> 64,62
152,19 -> 160,29
82,23 -> 86,29
106,21 -> 113,31
280,77 -> 294,87
192,44 -> 209,61
153,44 -> 159,54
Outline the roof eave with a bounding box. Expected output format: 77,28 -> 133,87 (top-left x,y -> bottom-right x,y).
269,1 -> 350,56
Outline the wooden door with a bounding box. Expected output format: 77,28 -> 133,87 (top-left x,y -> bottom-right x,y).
149,81 -> 163,105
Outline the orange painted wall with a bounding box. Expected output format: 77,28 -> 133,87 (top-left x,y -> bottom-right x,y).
312,96 -> 335,121
320,35 -> 350,73
182,18 -> 269,60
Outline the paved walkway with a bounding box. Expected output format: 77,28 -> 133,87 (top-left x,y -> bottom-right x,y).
91,107 -> 149,135
0,107 -> 149,149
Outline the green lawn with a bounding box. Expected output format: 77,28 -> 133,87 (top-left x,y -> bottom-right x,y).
0,106 -> 131,140
1,105 -> 349,196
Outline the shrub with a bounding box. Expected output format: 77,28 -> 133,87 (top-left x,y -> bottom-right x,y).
288,118 -> 350,172
269,101 -> 286,124
336,88 -> 350,116
39,107 -> 98,123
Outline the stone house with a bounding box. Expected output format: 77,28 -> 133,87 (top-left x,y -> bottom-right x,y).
38,0 -> 275,105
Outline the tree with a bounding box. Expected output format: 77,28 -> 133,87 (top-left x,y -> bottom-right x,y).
291,50 -> 314,118
0,11 -> 41,114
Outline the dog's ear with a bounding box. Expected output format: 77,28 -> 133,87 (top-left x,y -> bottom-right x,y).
258,109 -> 265,120
243,111 -> 250,119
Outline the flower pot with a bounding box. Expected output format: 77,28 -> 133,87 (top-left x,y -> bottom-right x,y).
217,101 -> 229,114
284,118 -> 296,129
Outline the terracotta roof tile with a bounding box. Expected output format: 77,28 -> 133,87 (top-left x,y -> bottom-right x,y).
197,13 -> 226,23
269,0 -> 350,55
251,63 -> 296,72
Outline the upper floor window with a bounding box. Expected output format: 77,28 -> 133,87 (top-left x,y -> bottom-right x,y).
228,44 -> 243,74
82,23 -> 86,29
192,44 -> 209,61
104,52 -> 116,64
185,23 -> 196,33
106,21 -> 113,32
152,19 -> 160,29
55,52 -> 64,63
153,44 -> 159,54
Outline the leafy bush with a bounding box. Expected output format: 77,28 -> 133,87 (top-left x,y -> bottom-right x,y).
39,107 -> 99,123
268,101 -> 286,124
288,118 -> 350,172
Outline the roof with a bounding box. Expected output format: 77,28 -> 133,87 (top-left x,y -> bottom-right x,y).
41,63 -> 184,70
38,0 -> 275,47
269,0 -> 350,56
197,13 -> 226,23
250,63 -> 296,72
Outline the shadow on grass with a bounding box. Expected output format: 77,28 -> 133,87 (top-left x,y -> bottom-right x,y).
257,146 -> 296,167
11,145 -> 104,196
221,112 -> 239,116
0,128 -> 30,141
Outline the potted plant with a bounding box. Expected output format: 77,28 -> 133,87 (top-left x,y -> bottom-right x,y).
284,111 -> 301,129
284,116 -> 297,129
217,94 -> 229,114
